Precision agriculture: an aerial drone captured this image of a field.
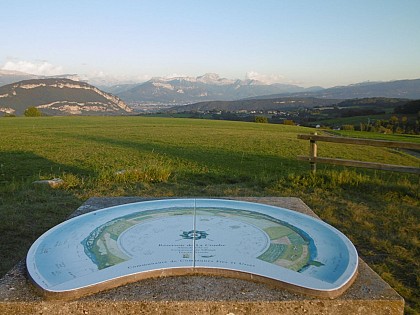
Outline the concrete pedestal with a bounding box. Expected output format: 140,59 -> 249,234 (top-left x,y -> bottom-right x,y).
0,197 -> 404,314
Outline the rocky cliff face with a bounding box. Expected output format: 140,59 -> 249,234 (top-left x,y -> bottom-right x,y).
0,78 -> 132,116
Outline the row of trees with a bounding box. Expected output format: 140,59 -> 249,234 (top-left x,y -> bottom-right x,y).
342,115 -> 419,134
254,116 -> 296,125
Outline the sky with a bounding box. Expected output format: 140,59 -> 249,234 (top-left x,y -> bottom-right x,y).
1,0 -> 420,87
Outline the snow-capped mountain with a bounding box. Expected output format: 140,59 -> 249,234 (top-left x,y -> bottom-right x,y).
113,73 -> 315,105
0,71 -> 319,106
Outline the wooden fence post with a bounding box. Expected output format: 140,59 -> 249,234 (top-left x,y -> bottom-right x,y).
310,132 -> 317,174
297,133 -> 420,175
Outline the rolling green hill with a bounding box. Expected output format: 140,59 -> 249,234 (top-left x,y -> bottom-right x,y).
0,117 -> 418,313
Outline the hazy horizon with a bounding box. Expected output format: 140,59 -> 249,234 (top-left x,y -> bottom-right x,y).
1,0 -> 420,88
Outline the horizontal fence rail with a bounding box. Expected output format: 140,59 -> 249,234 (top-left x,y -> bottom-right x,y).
297,134 -> 420,175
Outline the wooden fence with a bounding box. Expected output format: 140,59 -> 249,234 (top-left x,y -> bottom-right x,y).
297,133 -> 420,174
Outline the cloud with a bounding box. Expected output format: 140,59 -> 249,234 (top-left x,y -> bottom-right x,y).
245,71 -> 286,84
80,70 -> 151,86
163,73 -> 190,79
1,60 -> 64,76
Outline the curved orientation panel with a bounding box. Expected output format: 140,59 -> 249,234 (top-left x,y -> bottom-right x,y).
26,199 -> 358,299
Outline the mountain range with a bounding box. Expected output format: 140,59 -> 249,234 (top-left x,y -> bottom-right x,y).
104,74 -> 420,107
0,78 -> 132,116
106,73 -> 323,106
0,71 -> 419,114
248,79 -> 420,100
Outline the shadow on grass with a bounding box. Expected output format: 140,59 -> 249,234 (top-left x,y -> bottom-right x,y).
0,140 -> 305,275
61,134 -> 308,184
0,151 -> 85,277
0,150 -> 95,183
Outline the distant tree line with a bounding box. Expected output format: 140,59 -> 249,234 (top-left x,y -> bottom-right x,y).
339,108 -> 385,118
341,100 -> 420,134
254,116 -> 268,123
337,97 -> 407,107
357,115 -> 419,134
394,100 -> 420,114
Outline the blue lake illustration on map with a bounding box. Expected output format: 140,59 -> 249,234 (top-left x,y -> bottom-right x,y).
26,199 -> 358,298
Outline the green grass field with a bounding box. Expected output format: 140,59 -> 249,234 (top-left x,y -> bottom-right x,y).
0,116 -> 419,313
329,129 -> 420,142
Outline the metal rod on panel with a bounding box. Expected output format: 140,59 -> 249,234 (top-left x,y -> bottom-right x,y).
193,198 -> 196,268
310,132 -> 317,174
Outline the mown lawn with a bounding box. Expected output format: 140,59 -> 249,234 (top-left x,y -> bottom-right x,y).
0,116 -> 419,313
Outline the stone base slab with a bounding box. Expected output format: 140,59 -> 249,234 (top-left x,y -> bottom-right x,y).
0,197 -> 404,314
